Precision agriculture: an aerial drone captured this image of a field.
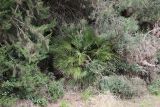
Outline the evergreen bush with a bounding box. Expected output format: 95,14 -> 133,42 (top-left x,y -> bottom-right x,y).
0,0 -> 63,106
99,76 -> 135,98
0,45 -> 64,106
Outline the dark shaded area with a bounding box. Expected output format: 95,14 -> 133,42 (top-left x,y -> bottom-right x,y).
120,7 -> 135,18
37,54 -> 64,80
138,21 -> 154,32
42,0 -> 93,23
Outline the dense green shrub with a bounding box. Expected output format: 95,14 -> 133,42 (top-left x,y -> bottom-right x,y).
50,21 -> 115,80
0,0 -> 53,44
0,45 -> 64,106
0,96 -> 17,107
0,0 -> 15,30
148,79 -> 160,96
0,0 -> 64,106
99,76 -> 135,98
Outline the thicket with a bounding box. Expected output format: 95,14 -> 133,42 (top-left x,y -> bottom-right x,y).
0,0 -> 63,106
50,21 -> 115,80
0,0 -> 160,106
99,76 -> 135,98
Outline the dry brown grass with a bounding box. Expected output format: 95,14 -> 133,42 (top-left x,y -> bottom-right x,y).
49,92 -> 160,107
15,91 -> 160,107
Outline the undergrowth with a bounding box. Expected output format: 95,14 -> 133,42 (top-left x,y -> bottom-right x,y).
0,0 -> 160,106
148,79 -> 160,96
50,21 -> 115,81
